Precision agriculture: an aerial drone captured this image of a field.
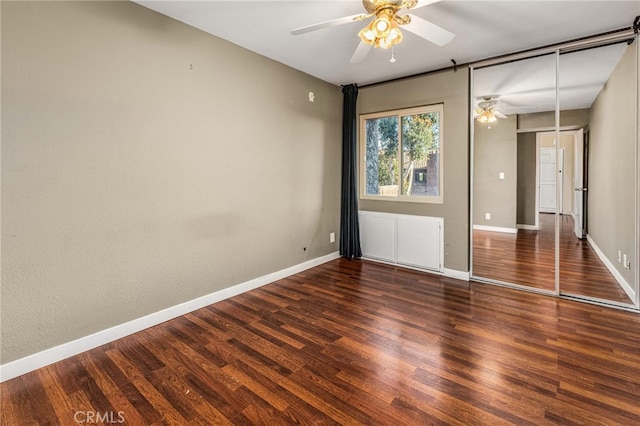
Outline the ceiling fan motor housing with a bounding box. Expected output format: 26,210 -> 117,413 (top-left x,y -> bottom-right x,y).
362,0 -> 416,14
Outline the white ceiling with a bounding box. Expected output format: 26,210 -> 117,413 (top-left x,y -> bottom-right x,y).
134,0 -> 639,87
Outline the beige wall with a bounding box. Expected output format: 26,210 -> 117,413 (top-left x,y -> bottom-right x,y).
357,69 -> 470,272
588,42 -> 637,287
473,116 -> 518,229
518,108 -> 590,130
516,132 -> 537,226
1,1 -> 342,363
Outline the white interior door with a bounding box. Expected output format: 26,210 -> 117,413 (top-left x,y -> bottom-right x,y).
558,148 -> 564,215
573,129 -> 585,238
539,147 -> 557,212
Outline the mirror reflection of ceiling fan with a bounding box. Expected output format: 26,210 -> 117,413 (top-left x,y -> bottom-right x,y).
474,97 -> 507,124
474,95 -> 539,125
291,0 -> 456,63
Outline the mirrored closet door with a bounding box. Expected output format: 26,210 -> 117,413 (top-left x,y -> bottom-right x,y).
471,53 -> 557,293
558,39 -> 639,307
471,33 -> 639,310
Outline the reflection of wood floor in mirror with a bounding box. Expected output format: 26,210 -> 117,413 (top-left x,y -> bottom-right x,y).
473,213 -> 633,304
473,214 -> 556,291
558,215 -> 632,303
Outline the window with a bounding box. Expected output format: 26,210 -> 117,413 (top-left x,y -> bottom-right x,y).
360,104 -> 443,203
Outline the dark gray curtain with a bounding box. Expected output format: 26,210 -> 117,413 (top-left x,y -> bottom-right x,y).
340,84 -> 362,259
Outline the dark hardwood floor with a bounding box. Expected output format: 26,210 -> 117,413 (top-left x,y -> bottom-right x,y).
473,216 -> 556,292
474,213 -> 633,304
558,215 -> 633,302
2,258 -> 640,425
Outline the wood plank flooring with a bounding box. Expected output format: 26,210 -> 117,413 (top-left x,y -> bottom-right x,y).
473,214 -> 633,304
2,258 -> 640,425
558,215 -> 633,302
473,216 -> 555,292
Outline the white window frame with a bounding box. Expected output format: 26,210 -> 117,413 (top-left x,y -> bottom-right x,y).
359,104 -> 444,204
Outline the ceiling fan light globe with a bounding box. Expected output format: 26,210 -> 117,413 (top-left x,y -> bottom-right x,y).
358,27 -> 376,44
381,36 -> 401,48
387,21 -> 402,41
476,108 -> 497,124
373,15 -> 391,38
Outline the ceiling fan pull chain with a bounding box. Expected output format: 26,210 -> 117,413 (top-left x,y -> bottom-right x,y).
390,46 -> 397,63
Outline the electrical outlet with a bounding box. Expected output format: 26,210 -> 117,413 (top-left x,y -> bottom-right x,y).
624,254 -> 627,266
330,232 -> 335,243
627,261 -> 631,270
485,213 -> 491,220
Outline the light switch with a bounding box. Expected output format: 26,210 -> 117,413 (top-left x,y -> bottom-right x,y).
499,172 -> 505,180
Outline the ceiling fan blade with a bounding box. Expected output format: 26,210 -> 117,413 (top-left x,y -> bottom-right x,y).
350,41 -> 372,63
499,100 -> 539,109
291,13 -> 365,35
403,15 -> 455,46
494,111 -> 508,119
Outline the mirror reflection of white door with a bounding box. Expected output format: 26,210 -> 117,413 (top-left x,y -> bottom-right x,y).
540,147 -> 557,213
539,146 -> 564,214
573,129 -> 585,238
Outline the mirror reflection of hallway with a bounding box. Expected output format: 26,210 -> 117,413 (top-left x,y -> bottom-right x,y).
558,41 -> 637,306
472,53 -> 557,292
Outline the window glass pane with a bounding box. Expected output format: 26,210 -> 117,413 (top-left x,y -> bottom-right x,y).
364,116 -> 399,196
401,112 -> 440,196
360,105 -> 443,203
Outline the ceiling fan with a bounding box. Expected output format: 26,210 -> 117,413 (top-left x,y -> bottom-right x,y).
291,0 -> 455,63
474,95 -> 541,125
474,96 -> 508,124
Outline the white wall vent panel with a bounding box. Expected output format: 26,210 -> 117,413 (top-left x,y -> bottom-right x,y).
359,211 -> 395,261
359,211 -> 443,272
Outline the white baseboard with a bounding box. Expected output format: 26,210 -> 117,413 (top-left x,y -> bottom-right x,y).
0,251 -> 341,383
473,225 -> 518,234
586,235 -> 635,301
517,224 -> 539,231
362,256 -> 469,282
444,268 -> 470,281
